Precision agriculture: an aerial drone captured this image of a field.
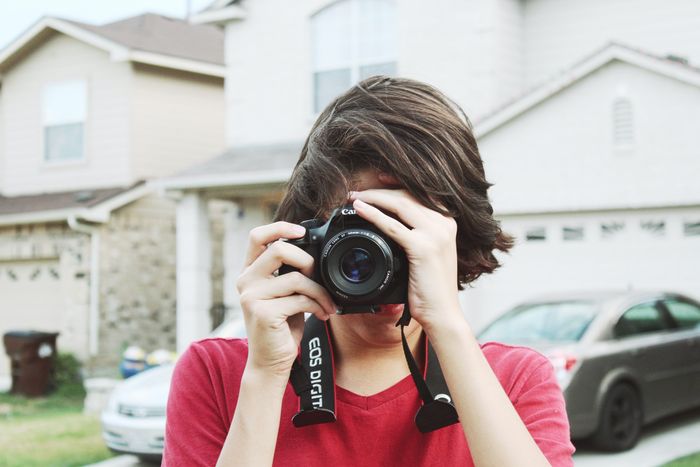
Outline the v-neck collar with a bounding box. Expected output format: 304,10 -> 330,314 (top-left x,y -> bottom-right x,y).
335,373 -> 416,410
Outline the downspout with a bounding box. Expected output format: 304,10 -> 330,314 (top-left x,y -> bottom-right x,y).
67,215 -> 100,357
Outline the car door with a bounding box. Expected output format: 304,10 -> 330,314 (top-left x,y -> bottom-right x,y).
658,297 -> 700,408
610,300 -> 686,421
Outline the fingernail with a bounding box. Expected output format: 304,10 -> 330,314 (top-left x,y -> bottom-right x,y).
292,224 -> 306,235
348,191 -> 357,200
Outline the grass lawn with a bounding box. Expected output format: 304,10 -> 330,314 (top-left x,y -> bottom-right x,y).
663,452 -> 700,467
0,390 -> 115,467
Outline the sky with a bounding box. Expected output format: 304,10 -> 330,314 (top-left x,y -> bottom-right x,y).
0,0 -> 214,52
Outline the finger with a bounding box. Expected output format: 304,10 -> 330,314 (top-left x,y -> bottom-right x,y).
349,189 -> 428,228
244,222 -> 306,267
243,240 -> 314,284
251,271 -> 336,315
267,295 -> 329,323
352,198 -> 412,246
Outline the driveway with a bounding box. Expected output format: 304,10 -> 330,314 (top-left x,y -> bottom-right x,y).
88,408 -> 700,467
574,407 -> 700,466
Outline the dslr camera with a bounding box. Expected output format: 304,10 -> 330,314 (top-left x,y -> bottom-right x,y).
280,205 -> 408,313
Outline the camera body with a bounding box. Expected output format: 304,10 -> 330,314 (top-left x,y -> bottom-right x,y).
280,205 -> 408,313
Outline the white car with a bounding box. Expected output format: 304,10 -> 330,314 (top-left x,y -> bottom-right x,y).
101,318 -> 247,461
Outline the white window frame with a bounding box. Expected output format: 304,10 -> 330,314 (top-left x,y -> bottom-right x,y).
310,0 -> 397,116
41,79 -> 88,167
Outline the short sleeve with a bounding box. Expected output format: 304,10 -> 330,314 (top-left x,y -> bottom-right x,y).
162,343 -> 229,467
512,355 -> 576,467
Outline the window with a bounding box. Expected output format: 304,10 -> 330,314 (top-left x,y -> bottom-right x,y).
311,0 -> 397,113
563,226 -> 584,241
640,219 -> 665,237
525,227 -> 546,242
684,220 -> 700,237
614,302 -> 668,338
664,299 -> 700,329
601,221 -> 625,239
42,80 -> 87,162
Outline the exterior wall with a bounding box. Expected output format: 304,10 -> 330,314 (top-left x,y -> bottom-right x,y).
223,0 -> 526,147
461,206 -> 700,332
523,0 -> 700,87
478,60 -> 700,214
95,195 -> 177,369
0,223 -> 91,378
0,32 -> 132,196
131,64 -> 225,180
0,88 -> 4,192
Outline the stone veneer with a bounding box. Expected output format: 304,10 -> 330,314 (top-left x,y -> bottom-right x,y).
0,193 -> 226,377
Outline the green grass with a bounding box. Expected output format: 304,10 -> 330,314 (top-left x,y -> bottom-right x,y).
663,452 -> 700,467
0,391 -> 115,467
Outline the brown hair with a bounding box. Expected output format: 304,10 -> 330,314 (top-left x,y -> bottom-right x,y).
275,75 -> 514,288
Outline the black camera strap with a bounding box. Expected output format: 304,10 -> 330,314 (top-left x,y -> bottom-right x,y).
289,306 -> 459,433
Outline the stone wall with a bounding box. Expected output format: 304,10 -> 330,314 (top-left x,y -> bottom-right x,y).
94,194 -> 177,371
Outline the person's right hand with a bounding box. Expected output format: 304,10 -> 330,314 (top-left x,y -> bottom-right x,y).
236,221 -> 336,379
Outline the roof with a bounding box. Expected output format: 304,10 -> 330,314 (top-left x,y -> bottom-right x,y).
155,142 -> 304,192
0,13 -> 225,78
0,181 -> 151,226
474,42 -> 700,138
190,0 -> 246,25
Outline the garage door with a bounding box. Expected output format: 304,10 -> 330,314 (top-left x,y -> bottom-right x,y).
0,259 -> 65,379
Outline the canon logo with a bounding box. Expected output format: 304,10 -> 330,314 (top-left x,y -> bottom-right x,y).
341,208 -> 356,215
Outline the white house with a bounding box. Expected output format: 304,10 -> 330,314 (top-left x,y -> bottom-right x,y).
0,13 -> 225,379
160,0 -> 700,349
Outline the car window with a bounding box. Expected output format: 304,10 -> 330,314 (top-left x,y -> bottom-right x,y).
614,302 -> 669,338
664,299 -> 700,329
478,300 -> 599,344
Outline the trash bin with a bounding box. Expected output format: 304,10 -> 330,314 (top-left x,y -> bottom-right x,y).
3,330 -> 60,397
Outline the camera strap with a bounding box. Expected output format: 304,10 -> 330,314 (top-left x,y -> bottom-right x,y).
289,306 -> 459,433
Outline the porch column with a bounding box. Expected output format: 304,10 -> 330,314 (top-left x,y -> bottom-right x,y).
176,192 -> 212,352
223,199 -> 268,318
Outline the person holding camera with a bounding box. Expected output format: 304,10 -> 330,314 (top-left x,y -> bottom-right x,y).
162,76 -> 575,466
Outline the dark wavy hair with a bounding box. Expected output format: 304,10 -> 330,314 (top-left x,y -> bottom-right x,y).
274,75 -> 514,289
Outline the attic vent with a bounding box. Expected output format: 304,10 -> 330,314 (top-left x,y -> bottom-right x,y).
612,97 -> 634,150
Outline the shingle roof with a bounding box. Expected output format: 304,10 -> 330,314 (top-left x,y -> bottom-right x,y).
63,13 -> 224,65
0,181 -> 145,216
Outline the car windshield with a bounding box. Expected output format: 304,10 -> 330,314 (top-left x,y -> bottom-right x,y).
478,300 -> 599,344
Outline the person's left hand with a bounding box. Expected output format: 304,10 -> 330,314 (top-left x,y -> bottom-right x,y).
349,188 -> 464,333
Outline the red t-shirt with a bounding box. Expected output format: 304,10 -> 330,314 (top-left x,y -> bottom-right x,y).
162,337 -> 575,466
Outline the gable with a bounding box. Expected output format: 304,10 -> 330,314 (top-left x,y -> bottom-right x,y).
478,59 -> 700,215
0,16 -> 225,79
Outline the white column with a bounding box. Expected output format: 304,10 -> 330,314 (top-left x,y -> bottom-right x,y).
176,193 -> 212,353
223,199 -> 268,320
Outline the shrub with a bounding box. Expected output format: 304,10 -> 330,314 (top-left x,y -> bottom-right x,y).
52,352 -> 85,399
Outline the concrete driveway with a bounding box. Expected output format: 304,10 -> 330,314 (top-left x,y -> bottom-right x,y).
89,408 -> 700,467
574,407 -> 700,466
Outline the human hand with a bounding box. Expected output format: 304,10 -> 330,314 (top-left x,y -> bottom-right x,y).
349,189 -> 463,334
236,222 -> 336,379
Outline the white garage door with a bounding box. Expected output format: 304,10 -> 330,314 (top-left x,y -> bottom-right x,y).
0,259 -> 65,379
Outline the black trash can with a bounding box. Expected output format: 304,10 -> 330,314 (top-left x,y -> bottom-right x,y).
3,330 -> 60,397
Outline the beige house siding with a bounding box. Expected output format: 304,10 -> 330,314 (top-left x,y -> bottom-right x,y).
1,32 -> 132,196
131,63 -> 225,180
0,89 -> 4,192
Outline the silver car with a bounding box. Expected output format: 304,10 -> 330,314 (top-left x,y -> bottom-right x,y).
478,290 -> 700,452
101,318 -> 247,461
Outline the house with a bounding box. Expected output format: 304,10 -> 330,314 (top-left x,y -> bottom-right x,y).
160,0 -> 700,349
0,13 -> 225,379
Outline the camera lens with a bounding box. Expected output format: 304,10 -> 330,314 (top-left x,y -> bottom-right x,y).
340,248 -> 374,283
